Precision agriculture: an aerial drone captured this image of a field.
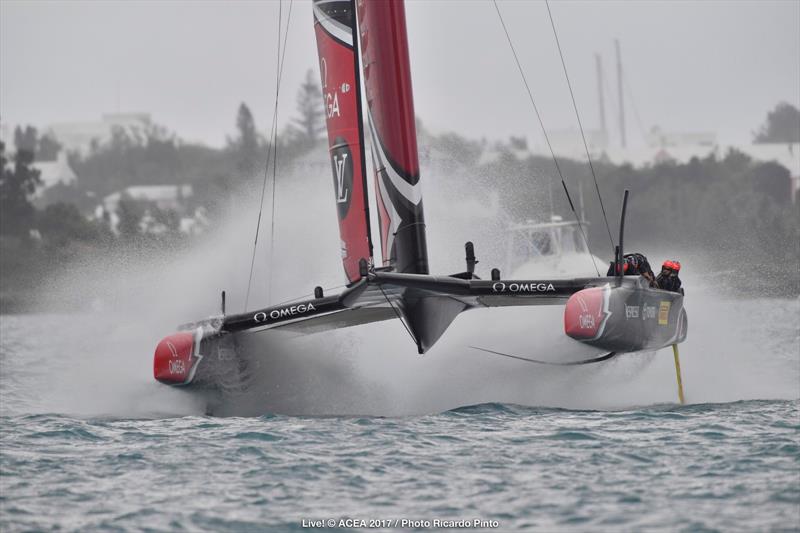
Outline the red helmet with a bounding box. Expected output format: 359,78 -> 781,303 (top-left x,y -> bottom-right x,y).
662,260 -> 681,272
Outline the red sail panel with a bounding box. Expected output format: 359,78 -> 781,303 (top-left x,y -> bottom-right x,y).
313,0 -> 372,283
358,0 -> 428,274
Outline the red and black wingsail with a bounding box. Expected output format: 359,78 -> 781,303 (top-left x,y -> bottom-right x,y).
313,0 -> 373,283
358,0 -> 429,274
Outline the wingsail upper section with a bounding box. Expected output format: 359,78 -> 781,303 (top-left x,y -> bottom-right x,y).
313,0 -> 372,284
358,0 -> 429,274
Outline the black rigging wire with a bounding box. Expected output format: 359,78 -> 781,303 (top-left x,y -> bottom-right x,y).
244,0 -> 293,311
544,0 -> 615,254
379,285 -> 418,348
267,0 -> 294,306
492,0 -> 600,277
470,345 -> 618,366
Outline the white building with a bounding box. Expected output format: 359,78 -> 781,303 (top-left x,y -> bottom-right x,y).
32,151 -> 77,197
99,184 -> 193,213
44,113 -> 153,155
95,184 -> 198,235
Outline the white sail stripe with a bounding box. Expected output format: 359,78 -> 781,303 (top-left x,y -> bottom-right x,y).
372,132 -> 423,205
368,112 -> 422,205
313,4 -> 353,46
377,162 -> 401,258
368,118 -> 402,260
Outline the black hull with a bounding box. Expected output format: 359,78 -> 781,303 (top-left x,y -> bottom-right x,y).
564,278 -> 687,352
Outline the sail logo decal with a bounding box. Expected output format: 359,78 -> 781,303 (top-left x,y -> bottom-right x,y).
334,153 -> 349,203
319,58 -> 342,119
330,138 -> 353,219
326,91 -> 341,118
625,304 -> 639,319
642,302 -> 657,320
492,282 -> 555,293
254,303 -> 317,323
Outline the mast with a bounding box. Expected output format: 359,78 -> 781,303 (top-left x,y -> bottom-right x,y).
358,0 -> 428,274
615,39 -> 626,148
595,53 -> 607,144
312,0 -> 373,283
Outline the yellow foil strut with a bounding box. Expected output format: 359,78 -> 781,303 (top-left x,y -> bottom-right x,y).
672,344 -> 685,405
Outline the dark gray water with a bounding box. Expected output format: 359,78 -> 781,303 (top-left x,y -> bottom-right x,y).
1,296 -> 799,531
1,402 -> 798,531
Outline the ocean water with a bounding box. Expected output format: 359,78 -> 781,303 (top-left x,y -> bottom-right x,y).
1,296 -> 799,531
1,401 -> 798,531
0,284 -> 800,532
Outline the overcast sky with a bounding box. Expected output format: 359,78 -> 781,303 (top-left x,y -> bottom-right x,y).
2,0 -> 798,150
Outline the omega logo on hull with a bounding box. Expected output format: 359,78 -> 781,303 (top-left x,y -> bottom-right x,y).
491,282 -> 556,293
254,303 -> 317,323
169,360 -> 186,374
579,314 -> 596,329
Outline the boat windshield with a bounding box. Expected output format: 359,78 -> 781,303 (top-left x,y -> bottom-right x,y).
531,231 -> 553,256
560,226 -> 587,254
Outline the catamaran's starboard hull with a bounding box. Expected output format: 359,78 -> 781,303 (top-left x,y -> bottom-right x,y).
564,281 -> 687,352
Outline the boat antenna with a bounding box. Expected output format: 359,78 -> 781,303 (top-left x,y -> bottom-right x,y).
492,0 -> 600,277
615,189 -> 629,286
244,0 -> 294,311
544,0 -> 615,255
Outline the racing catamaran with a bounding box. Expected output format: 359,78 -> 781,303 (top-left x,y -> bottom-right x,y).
153,0 -> 687,403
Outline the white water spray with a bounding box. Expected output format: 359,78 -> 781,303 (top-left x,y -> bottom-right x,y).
3,161 -> 797,418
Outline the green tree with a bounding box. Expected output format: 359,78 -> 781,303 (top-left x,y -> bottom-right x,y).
230,103 -> 260,178
747,161 -> 791,205
290,69 -> 325,146
148,204 -> 181,236
37,202 -> 102,247
69,125 -> 181,198
754,102 -> 800,143
0,141 -> 41,236
13,125 -> 37,154
37,134 -> 62,161
117,196 -> 144,237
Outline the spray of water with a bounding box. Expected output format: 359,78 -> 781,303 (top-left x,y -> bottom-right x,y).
4,162 -> 797,418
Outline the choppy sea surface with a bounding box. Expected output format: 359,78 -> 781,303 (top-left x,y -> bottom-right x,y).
1,401 -> 798,532
2,297 -> 799,532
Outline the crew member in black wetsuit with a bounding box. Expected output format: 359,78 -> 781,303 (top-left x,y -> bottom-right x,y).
607,252 -> 657,287
656,260 -> 683,293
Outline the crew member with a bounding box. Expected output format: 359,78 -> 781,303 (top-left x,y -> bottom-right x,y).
656,260 -> 682,293
607,252 -> 657,287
